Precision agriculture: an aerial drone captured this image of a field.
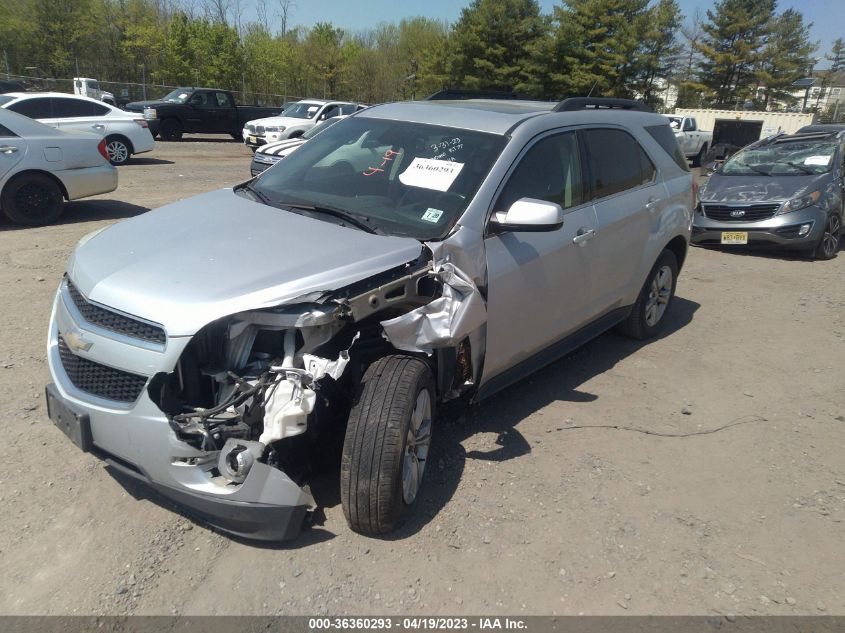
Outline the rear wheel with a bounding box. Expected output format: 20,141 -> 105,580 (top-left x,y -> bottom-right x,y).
104,135 -> 131,165
159,119 -> 182,141
1,173 -> 64,226
616,249 -> 679,340
341,355 -> 434,535
812,213 -> 841,260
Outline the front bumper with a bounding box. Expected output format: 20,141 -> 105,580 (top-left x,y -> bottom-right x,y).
145,119 -> 160,137
249,157 -> 279,177
691,206 -> 825,248
45,284 -> 314,541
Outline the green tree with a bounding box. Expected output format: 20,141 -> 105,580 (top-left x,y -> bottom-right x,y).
827,38 -> 845,73
546,0 -> 650,99
696,0 -> 776,107
755,9 -> 816,110
633,0 -> 683,109
448,0 -> 546,93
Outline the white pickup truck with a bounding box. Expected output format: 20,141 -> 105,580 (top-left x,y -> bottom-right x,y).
665,115 -> 712,166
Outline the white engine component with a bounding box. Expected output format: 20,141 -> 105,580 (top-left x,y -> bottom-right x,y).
259,376 -> 316,445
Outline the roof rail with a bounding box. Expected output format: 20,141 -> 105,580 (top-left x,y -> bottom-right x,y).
553,97 -> 653,113
424,89 -> 533,101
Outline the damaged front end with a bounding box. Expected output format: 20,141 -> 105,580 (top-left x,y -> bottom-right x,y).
144,247 -> 486,539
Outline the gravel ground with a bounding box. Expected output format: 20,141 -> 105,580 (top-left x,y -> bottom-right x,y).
0,136 -> 843,616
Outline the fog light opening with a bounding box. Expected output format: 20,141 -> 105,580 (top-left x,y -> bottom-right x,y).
798,223 -> 812,236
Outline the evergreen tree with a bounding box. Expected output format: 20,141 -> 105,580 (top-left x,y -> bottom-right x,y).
696,0 -> 775,107
633,0 -> 683,109
546,0 -> 650,98
447,0 -> 547,93
755,9 -> 816,110
827,38 -> 845,73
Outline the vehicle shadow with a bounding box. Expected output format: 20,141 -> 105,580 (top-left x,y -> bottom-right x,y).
692,243 -> 828,262
0,199 -> 149,231
339,296 -> 700,540
125,157 -> 175,166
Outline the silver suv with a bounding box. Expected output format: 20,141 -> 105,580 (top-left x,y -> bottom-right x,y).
46,97 -> 693,540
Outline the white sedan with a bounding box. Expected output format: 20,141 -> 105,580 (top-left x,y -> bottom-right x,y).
0,92 -> 155,165
0,109 -> 118,226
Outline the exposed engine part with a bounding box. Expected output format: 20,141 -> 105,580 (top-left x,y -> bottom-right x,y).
218,438 -> 265,483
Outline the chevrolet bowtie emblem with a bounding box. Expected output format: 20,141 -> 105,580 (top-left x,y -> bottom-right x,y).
64,329 -> 93,353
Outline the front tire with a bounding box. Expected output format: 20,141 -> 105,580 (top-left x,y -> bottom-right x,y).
1,173 -> 64,226
811,213 -> 841,260
692,143 -> 707,167
341,355 -> 434,535
104,135 -> 131,165
159,119 -> 183,141
616,249 -> 679,340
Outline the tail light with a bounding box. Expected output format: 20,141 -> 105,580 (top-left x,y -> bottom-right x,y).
133,118 -> 149,129
97,139 -> 110,162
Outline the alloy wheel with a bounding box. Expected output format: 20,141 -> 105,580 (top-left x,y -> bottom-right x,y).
401,389 -> 432,505
645,265 -> 673,327
106,140 -> 129,164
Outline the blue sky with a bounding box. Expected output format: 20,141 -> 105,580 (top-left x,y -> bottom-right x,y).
253,0 -> 841,64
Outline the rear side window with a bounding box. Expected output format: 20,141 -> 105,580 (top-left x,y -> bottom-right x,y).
583,128 -> 655,199
214,92 -> 233,108
51,98 -> 102,118
91,102 -> 111,115
497,131 -> 585,211
645,124 -> 690,171
8,98 -> 53,119
0,123 -> 17,137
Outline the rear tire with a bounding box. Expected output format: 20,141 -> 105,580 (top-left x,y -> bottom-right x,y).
341,355 -> 434,535
616,249 -> 679,340
812,213 -> 841,260
104,135 -> 131,165
159,119 -> 183,141
1,173 -> 64,226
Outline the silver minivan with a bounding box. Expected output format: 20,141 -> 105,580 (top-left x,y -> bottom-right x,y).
46,97 -> 693,540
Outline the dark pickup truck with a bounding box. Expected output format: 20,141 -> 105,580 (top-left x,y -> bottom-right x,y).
125,88 -> 281,141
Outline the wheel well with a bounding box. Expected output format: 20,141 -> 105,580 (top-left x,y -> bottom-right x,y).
160,118 -> 181,130
1,169 -> 69,201
105,134 -> 134,155
664,235 -> 688,271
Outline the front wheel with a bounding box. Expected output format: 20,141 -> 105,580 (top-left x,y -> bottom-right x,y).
341,355 -> 434,535
1,173 -> 64,226
159,119 -> 183,141
692,143 -> 707,167
616,249 -> 679,340
811,213 -> 841,260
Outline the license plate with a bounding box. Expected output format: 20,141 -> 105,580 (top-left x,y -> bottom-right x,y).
46,384 -> 92,452
721,231 -> 748,245
248,135 -> 256,144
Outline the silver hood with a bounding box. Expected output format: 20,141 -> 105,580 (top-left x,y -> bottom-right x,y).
67,189 -> 423,336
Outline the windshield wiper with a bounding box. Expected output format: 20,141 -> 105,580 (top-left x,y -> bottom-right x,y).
746,164 -> 772,177
276,200 -> 381,234
235,181 -> 275,206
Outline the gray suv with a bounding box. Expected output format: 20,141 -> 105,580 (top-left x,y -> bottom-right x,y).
692,130 -> 844,259
45,98 -> 693,540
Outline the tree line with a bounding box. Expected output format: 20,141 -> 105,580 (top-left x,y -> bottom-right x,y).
1,0 -> 843,111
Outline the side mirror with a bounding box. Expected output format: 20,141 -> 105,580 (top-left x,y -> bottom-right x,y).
489,198 -> 564,233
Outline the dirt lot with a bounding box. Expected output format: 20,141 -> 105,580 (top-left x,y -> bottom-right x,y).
0,137 -> 843,617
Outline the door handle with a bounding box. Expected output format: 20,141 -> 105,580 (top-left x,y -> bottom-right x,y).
646,197 -> 659,211
0,145 -> 18,154
91,124 -> 105,130
572,228 -> 596,244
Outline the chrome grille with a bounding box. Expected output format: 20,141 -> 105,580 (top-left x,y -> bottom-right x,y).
66,280 -> 165,344
255,125 -> 265,135
57,336 -> 148,403
703,204 -> 780,222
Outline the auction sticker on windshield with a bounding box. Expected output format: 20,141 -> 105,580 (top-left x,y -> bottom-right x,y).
804,156 -> 831,166
399,158 -> 464,191
721,231 -> 748,245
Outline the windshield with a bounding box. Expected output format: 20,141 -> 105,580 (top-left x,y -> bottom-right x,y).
722,140 -> 838,176
160,89 -> 192,104
251,117 -> 507,239
281,102 -> 322,119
